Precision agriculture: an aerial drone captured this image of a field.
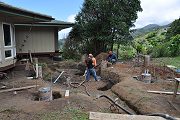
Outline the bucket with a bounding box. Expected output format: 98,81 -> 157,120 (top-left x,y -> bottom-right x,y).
141,73 -> 151,83
38,87 -> 50,101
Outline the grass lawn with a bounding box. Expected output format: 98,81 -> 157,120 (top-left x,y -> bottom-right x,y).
152,56 -> 180,69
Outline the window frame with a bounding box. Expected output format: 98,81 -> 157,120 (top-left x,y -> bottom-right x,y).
4,49 -> 13,59
3,23 -> 13,47
2,23 -> 14,59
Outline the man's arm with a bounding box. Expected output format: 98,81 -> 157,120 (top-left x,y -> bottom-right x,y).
92,58 -> 97,67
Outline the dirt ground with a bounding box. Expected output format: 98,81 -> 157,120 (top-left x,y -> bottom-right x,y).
0,56 -> 179,120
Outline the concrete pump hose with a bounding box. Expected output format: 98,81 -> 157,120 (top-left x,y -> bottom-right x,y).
97,95 -> 135,115
69,80 -> 91,96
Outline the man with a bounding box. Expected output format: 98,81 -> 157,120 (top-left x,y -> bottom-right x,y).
85,54 -> 98,81
106,51 -> 117,64
89,54 -> 97,67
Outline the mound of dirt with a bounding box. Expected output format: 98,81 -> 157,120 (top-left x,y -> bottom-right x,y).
108,63 -> 180,117
95,52 -> 108,64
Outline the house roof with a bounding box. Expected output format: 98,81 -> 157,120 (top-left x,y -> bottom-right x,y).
15,20 -> 75,30
0,2 -> 54,23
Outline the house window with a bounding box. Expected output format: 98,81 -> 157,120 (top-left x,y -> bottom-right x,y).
3,24 -> 12,47
2,23 -> 15,59
5,50 -> 12,58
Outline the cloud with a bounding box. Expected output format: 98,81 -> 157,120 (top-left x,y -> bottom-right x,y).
135,0 -> 180,28
59,14 -> 76,39
59,27 -> 72,39
67,14 -> 76,23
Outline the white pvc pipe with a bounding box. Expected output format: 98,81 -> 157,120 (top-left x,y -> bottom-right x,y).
36,64 -> 38,78
53,71 -> 64,84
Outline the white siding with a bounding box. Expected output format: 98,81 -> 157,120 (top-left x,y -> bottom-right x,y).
15,26 -> 55,53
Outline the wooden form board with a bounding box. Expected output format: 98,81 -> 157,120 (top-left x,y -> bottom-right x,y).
0,85 -> 39,93
89,112 -> 180,120
147,91 -> 180,95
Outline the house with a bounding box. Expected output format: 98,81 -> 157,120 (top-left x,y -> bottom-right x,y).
15,20 -> 74,56
0,2 -> 73,71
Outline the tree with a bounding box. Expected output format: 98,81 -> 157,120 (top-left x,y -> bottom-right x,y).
165,18 -> 180,56
168,34 -> 180,56
166,18 -> 180,39
70,0 -> 142,55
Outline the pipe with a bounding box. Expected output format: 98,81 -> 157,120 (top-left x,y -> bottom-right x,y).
97,95 -> 135,115
53,71 -> 64,84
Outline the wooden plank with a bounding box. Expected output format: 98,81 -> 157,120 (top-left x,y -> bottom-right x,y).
89,112 -> 171,120
147,90 -> 180,95
0,85 -> 39,93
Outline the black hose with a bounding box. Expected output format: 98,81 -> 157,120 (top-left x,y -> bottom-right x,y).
81,84 -> 91,96
69,80 -> 85,88
70,80 -> 91,96
97,95 -> 135,115
147,113 -> 177,120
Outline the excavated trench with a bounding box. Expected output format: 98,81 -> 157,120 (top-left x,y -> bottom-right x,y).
46,62 -> 141,115
39,58 -> 179,118
99,68 -> 142,115
32,91 -> 62,101
97,80 -> 116,91
48,66 -> 136,115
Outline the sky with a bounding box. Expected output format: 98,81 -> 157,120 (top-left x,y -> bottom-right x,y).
1,0 -> 180,38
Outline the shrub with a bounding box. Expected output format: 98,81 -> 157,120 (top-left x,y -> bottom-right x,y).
118,45 -> 136,60
151,43 -> 171,57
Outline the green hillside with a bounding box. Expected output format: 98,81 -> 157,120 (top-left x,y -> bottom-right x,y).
133,18 -> 180,58
133,27 -> 167,55
131,24 -> 170,37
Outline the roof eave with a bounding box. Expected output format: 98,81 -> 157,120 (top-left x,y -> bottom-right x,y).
0,2 -> 54,22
